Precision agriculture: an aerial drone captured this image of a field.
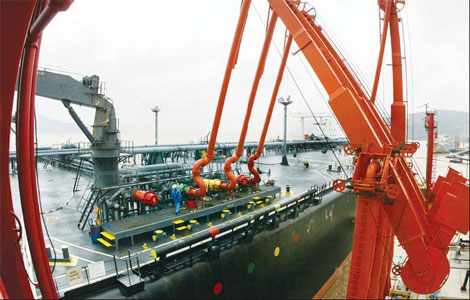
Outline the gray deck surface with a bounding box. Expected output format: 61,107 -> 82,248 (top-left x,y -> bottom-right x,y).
9,149 -> 353,297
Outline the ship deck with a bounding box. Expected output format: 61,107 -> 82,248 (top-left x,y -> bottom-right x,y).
10,149 -> 353,297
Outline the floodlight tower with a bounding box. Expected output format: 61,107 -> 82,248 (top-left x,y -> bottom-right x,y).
151,106 -> 161,145
278,96 -> 293,166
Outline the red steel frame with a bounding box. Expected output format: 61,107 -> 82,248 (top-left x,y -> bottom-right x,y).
264,0 -> 468,298
1,0 -> 73,298
425,108 -> 436,203
192,0 -> 468,297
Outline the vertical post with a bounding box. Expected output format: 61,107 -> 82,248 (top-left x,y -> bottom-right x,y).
278,96 -> 292,165
151,106 -> 161,145
425,106 -> 436,203
113,255 -> 118,276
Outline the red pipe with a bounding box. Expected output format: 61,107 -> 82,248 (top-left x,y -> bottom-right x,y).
15,1 -> 73,298
364,159 -> 381,181
370,0 -> 392,104
28,0 -> 73,42
17,39 -> 58,300
0,0 -> 37,298
225,12 -> 278,190
133,189 -> 158,206
389,2 -> 406,144
192,0 -> 251,198
248,34 -> 293,184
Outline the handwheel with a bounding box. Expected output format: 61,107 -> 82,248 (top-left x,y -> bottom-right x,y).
344,143 -> 355,155
385,184 -> 400,199
333,179 -> 346,192
392,265 -> 402,276
407,162 -> 413,169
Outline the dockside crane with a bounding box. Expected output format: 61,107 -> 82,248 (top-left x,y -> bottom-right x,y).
191,0 -> 469,298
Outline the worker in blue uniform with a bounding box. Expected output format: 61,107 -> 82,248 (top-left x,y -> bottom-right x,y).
171,185 -> 182,214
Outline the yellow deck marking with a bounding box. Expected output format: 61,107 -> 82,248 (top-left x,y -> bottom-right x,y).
100,231 -> 115,240
97,238 -> 112,247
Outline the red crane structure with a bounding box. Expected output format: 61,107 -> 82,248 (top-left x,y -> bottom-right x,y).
190,0 -> 469,298
1,0 -> 468,299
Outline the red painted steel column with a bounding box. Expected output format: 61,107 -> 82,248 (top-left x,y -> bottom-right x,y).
370,0 -> 392,104
347,196 -> 381,299
0,1 -> 37,298
248,34 -> 293,183
225,12 -> 278,190
192,0 -> 251,198
347,160 -> 382,299
377,220 -> 394,298
367,208 -> 389,299
425,111 -> 435,203
389,2 -> 406,144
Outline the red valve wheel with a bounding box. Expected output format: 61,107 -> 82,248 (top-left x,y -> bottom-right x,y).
344,143 -> 355,155
407,162 -> 413,169
385,184 -> 400,199
333,179 -> 346,192
411,142 -> 420,150
392,265 -> 402,276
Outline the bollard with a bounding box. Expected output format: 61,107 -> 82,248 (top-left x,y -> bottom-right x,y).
46,245 -> 52,259
61,245 -> 70,261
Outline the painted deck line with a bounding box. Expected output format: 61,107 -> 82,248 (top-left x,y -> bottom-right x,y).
315,169 -> 332,181
52,247 -> 95,264
50,237 -> 114,259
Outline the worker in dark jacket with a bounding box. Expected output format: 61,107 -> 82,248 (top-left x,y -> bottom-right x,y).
171,185 -> 182,214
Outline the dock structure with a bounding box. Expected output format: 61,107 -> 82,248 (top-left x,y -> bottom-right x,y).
101,185 -> 280,250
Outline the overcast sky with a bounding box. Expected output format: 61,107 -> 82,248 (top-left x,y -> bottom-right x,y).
28,0 -> 469,146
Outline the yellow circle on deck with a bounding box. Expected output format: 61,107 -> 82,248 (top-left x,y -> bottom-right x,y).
151,250 -> 157,259
253,196 -> 260,200
274,246 -> 280,257
189,220 -> 197,224
155,230 -> 163,234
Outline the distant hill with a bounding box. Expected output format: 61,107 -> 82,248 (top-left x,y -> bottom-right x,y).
408,110 -> 469,141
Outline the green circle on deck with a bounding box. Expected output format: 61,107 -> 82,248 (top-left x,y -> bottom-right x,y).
248,262 -> 255,274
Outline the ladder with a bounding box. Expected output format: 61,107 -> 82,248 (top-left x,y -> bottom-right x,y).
76,180 -> 92,213
73,158 -> 84,193
77,190 -> 99,230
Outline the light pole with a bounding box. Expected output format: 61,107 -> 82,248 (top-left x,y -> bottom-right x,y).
151,106 -> 161,145
278,96 -> 293,166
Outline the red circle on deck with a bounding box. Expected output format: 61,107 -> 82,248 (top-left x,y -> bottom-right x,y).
213,282 -> 222,295
295,233 -> 300,243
